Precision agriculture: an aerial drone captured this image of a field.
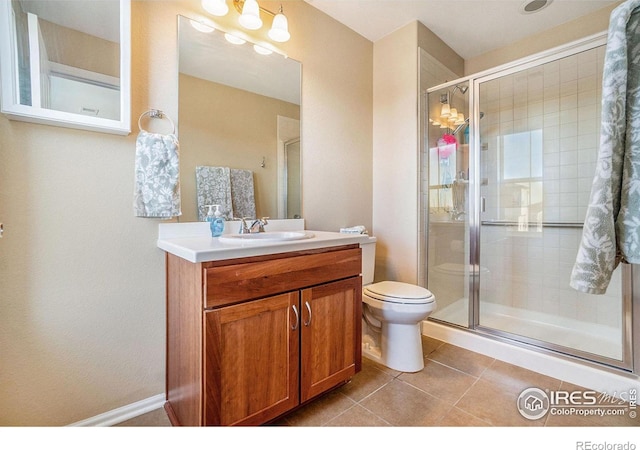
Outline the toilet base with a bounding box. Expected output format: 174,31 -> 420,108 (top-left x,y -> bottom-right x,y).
362,322 -> 425,373
362,339 -> 383,365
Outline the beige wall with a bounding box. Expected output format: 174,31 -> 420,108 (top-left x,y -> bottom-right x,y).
179,74 -> 300,221
40,19 -> 120,77
465,2 -> 621,75
0,0 -> 372,425
372,21 -> 463,284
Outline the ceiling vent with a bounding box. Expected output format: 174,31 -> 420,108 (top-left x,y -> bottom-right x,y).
520,0 -> 552,14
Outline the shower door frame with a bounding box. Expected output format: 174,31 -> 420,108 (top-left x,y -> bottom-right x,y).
425,31 -> 637,373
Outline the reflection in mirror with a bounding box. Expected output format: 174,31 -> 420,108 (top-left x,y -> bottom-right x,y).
0,0 -> 130,134
178,15 -> 301,221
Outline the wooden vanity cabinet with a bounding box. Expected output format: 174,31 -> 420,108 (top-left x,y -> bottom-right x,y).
164,245 -> 362,426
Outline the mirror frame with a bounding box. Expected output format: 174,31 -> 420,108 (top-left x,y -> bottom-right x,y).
0,0 -> 131,135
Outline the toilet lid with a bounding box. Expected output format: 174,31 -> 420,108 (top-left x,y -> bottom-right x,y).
364,281 -> 435,304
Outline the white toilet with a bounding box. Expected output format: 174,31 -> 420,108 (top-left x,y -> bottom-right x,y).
360,237 -> 436,372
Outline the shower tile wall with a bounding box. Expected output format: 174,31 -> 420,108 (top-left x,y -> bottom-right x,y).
479,46 -> 622,330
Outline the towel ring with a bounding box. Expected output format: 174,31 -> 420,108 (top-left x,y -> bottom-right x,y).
138,109 -> 176,134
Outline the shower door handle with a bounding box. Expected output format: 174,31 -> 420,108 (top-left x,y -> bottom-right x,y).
481,197 -> 486,213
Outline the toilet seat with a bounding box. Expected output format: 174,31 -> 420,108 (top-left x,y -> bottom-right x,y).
364,281 -> 434,305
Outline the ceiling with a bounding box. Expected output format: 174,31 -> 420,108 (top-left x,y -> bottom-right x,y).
304,0 -> 619,59
17,0 -> 120,43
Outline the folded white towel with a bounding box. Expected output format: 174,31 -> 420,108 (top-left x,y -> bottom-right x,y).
340,225 -> 368,234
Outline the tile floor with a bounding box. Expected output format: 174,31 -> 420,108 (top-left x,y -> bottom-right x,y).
118,336 -> 638,427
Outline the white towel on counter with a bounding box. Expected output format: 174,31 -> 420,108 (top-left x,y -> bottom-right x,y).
340,225 -> 368,234
133,130 -> 181,218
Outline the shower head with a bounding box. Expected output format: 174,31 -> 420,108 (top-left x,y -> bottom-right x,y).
451,84 -> 468,96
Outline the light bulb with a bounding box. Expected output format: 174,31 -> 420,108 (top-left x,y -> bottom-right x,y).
268,6 -> 290,42
202,0 -> 228,16
253,44 -> 272,55
190,20 -> 215,33
440,103 -> 451,118
224,33 -> 246,45
239,0 -> 262,30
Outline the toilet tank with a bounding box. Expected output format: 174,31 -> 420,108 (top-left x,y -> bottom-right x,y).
360,236 -> 377,285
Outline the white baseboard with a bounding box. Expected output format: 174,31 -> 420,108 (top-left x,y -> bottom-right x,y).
67,393 -> 165,427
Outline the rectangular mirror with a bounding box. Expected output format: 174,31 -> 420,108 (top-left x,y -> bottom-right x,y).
178,15 -> 301,221
0,0 -> 131,135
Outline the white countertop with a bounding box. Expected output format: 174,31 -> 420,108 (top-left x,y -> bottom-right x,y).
157,221 -> 373,263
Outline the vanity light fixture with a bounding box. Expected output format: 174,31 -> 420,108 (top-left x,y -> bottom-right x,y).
436,84 -> 468,129
202,0 -> 291,43
202,0 -> 229,16
224,33 -> 246,45
440,102 -> 451,118
268,5 -> 290,42
190,19 -> 215,33
253,44 -> 273,55
238,0 -> 262,30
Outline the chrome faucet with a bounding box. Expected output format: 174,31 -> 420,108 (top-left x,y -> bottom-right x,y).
235,217 -> 269,233
249,217 -> 269,233
235,217 -> 251,234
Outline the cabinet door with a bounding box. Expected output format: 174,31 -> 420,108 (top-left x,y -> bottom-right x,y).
300,277 -> 362,403
205,292 -> 300,425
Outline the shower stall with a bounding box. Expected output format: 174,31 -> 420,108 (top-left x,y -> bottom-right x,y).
421,32 -> 638,373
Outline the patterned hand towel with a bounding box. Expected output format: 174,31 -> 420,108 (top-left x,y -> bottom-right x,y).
230,169 -> 256,220
195,166 -> 233,221
133,130 -> 181,218
570,0 -> 640,294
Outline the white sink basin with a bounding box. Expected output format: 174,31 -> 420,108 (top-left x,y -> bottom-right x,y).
219,231 -> 314,244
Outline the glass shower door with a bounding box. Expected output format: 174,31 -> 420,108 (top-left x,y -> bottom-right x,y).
476,45 -> 629,366
426,82 -> 472,328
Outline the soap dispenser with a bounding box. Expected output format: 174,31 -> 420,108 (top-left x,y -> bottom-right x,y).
210,204 -> 225,237
205,205 -> 215,223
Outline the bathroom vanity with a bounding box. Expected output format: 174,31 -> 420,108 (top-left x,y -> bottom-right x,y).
157,222 -> 368,426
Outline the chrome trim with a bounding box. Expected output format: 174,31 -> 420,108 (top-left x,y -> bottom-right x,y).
632,264 -> 640,374
481,220 -> 583,228
428,315 -> 635,375
303,301 -> 311,327
473,324 -> 632,371
291,304 -> 299,330
470,77 -> 480,329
